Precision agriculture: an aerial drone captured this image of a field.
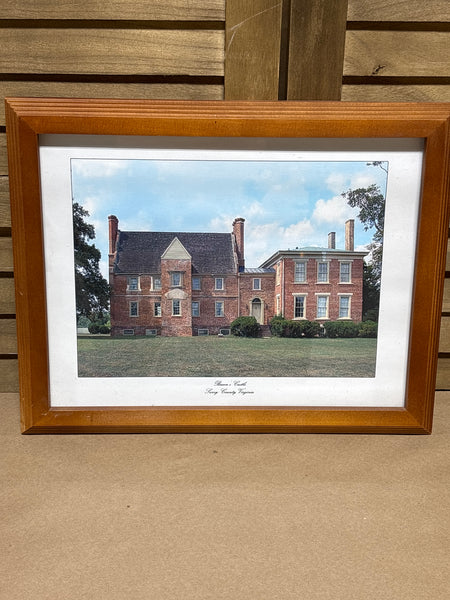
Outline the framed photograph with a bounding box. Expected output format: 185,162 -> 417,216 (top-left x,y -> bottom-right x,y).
5,99 -> 450,433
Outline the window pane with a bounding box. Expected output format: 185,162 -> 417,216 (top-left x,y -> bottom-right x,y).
215,278 -> 224,290
192,277 -> 201,290
317,296 -> 328,318
294,262 -> 306,282
172,300 -> 180,315
253,278 -> 261,290
215,302 -> 224,317
154,302 -> 161,317
129,277 -> 138,290
130,302 -> 138,316
340,263 -> 350,283
171,272 -> 181,286
153,277 -> 161,290
192,302 -> 199,316
294,296 -> 305,318
339,296 -> 349,318
318,263 -> 328,282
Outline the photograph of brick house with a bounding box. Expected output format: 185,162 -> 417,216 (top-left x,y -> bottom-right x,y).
108,215 -> 367,337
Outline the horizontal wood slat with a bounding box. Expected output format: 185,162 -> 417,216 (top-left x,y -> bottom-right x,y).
0,135 -> 7,176
342,85 -> 450,102
0,29 -> 224,76
0,238 -> 13,271
0,359 -> 18,392
0,82 -> 223,126
436,358 -> 450,389
0,320 -> 17,354
0,177 -> 10,227
344,31 -> 450,77
0,279 -> 15,314
347,1 -> 450,22
439,317 -> 450,352
0,0 -> 225,21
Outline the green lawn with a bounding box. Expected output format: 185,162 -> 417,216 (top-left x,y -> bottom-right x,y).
77,336 -> 377,378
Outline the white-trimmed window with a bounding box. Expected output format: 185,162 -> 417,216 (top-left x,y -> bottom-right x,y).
294,261 -> 307,283
153,277 -> 161,291
172,299 -> 181,316
340,262 -> 351,283
171,272 -> 182,287
154,301 -> 161,317
276,294 -> 281,315
317,262 -> 329,283
316,295 -> 329,319
339,295 -> 351,319
215,277 -> 224,291
253,278 -> 261,290
294,295 -> 306,319
127,276 -> 139,291
215,301 -> 225,317
192,277 -> 201,290
129,301 -> 138,317
192,301 -> 200,317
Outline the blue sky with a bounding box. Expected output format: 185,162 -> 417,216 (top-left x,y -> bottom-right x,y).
71,159 -> 388,278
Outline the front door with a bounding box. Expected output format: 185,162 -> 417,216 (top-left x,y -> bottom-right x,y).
251,298 -> 263,324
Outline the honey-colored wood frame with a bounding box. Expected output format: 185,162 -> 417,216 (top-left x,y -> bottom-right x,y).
5,99 -> 450,434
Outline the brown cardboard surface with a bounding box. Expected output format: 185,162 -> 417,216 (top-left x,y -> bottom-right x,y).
0,392 -> 449,599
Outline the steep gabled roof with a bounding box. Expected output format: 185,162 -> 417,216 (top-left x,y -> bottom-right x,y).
113,231 -> 237,274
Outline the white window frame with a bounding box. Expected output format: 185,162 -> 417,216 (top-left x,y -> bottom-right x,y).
215,277 -> 224,291
129,301 -> 139,317
171,272 -> 182,287
127,276 -> 140,291
293,294 -> 307,319
338,294 -> 352,319
192,276 -> 201,290
219,328 -> 231,336
253,277 -> 261,290
215,301 -> 225,317
317,261 -> 329,283
294,261 -> 307,283
316,294 -> 329,319
172,299 -> 181,316
339,261 -> 352,284
153,276 -> 161,291
192,301 -> 200,317
154,301 -> 161,317
276,294 -> 281,316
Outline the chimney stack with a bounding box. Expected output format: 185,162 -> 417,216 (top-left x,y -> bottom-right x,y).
108,215 -> 119,255
232,218 -> 245,270
345,219 -> 354,252
328,232 -> 336,249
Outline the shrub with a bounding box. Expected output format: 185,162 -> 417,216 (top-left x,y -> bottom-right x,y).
230,316 -> 260,338
324,321 -> 360,338
358,320 -> 378,338
301,320 -> 322,338
99,325 -> 111,335
88,323 -> 100,334
270,316 -> 288,337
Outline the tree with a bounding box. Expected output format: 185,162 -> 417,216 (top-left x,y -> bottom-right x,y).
341,163 -> 387,320
73,202 -> 110,320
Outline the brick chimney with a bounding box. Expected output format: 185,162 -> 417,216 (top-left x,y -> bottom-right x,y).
233,217 -> 245,270
345,219 -> 354,252
328,232 -> 336,249
108,215 -> 118,255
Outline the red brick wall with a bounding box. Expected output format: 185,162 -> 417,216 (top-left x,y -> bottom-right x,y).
238,273 -> 275,325
160,258 -> 192,336
191,273 -> 239,335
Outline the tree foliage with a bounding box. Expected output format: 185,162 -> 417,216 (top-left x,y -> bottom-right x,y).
73,202 -> 110,320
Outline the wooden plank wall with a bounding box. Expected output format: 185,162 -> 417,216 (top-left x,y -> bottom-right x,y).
1,0 -> 450,391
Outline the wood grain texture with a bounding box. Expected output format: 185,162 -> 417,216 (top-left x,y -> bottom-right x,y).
439,317 -> 450,352
0,135 -> 7,176
0,29 -> 224,76
1,0 -> 225,20
0,279 -> 15,314
224,0 -> 283,100
287,0 -> 348,100
0,82 -> 223,126
443,278 -> 450,312
0,320 -> 17,354
0,360 -> 18,392
0,238 -> 13,271
344,31 -> 450,78
347,0 -> 450,22
436,358 -> 450,388
342,85 -> 450,102
0,178 -> 10,227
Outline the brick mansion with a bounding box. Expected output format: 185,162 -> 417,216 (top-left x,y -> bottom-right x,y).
108,215 -> 367,337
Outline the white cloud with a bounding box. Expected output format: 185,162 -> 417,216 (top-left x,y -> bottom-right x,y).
312,195 -> 357,225
72,159 -> 128,179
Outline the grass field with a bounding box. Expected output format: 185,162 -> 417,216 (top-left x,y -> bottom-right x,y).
77,336 -> 377,378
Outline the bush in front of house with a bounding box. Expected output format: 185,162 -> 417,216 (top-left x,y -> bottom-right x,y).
99,325 -> 111,334
88,323 -> 101,334
270,315 -> 289,337
324,321 -> 360,338
230,316 -> 261,338
358,320 -> 378,338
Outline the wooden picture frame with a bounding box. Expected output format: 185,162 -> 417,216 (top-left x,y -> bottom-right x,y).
5,98 -> 450,434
